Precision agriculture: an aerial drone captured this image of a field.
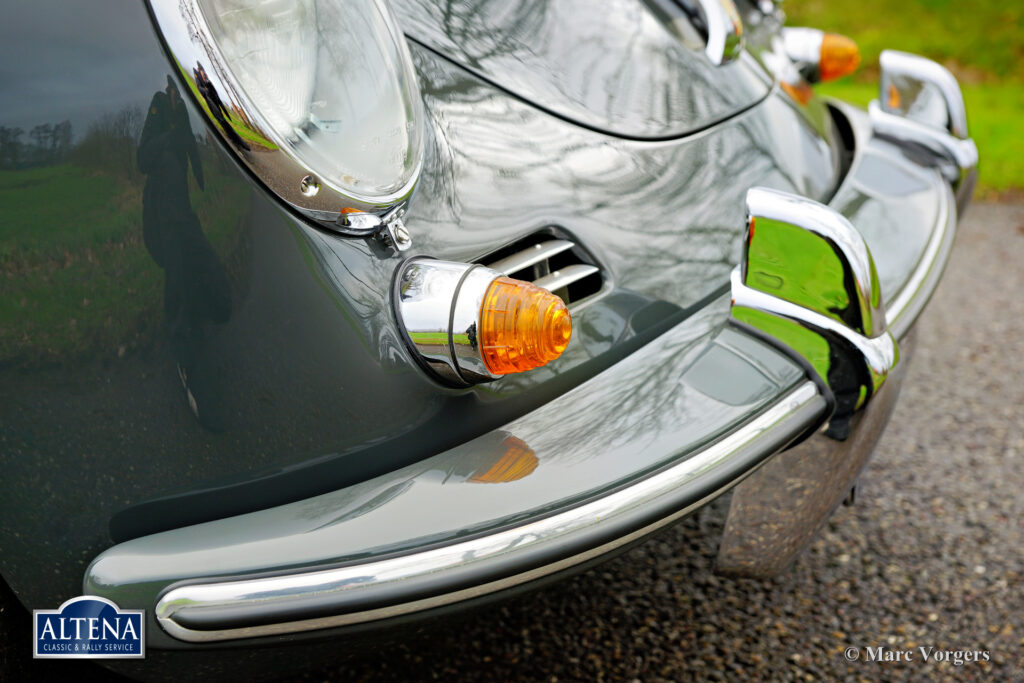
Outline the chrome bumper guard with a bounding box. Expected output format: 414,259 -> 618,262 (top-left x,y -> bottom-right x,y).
868,50 -> 978,211
85,53 -> 964,644
729,187 -> 899,441
715,52 -> 973,576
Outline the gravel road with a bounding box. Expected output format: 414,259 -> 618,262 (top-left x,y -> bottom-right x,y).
3,203 -> 1022,681
300,202 -> 1024,681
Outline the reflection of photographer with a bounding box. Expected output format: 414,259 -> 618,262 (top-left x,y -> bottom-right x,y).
193,62 -> 250,151
138,75 -> 231,431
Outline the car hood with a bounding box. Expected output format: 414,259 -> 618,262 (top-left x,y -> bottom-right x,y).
391,0 -> 774,139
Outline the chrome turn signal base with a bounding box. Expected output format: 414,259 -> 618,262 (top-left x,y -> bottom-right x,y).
729,187 -> 899,440
394,259 -> 573,387
395,260 -> 503,386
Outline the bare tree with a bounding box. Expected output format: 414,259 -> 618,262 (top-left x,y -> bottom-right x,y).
0,126 -> 24,169
69,104 -> 144,181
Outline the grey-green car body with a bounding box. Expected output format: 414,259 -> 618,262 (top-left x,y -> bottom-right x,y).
0,0 -> 974,678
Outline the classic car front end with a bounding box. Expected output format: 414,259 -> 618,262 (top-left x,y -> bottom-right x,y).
0,0 -> 975,677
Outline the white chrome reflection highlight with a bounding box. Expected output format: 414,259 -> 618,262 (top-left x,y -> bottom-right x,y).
395,259 -> 502,386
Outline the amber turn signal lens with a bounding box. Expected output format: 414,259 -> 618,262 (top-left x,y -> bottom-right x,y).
479,277 -> 572,375
819,33 -> 860,82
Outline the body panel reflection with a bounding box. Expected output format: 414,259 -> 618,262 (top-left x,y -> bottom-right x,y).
139,77 -> 232,431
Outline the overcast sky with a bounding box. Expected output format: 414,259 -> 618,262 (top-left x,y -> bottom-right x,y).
0,1 -> 181,139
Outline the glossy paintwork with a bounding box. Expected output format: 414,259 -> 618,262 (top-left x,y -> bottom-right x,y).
85,316 -> 804,616
0,0 -> 944,629
146,387 -> 825,644
86,115 -> 958,653
389,0 -> 773,139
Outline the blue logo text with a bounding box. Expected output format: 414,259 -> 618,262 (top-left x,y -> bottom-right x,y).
34,596 -> 144,658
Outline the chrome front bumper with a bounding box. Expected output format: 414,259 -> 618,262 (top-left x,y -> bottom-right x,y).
152,382 -> 825,643
84,54 -> 973,646
89,308 -> 828,644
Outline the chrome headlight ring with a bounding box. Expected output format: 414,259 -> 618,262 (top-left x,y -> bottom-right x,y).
148,0 -> 425,249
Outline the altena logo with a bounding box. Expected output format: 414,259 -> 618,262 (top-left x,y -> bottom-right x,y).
33,596 -> 144,658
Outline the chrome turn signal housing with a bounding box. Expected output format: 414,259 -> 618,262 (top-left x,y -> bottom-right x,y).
395,260 -> 572,386
781,27 -> 860,83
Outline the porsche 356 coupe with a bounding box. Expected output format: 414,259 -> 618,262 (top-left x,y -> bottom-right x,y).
0,0 -> 975,677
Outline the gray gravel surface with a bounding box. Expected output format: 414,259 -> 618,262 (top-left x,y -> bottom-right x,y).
295,202 -> 1024,681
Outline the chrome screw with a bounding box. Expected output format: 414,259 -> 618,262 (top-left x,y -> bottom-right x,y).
299,175 -> 320,197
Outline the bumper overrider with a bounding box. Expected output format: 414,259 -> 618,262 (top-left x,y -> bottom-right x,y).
84,52 -> 975,645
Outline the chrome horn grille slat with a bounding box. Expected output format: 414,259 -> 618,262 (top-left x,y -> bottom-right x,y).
533,264 -> 601,292
480,232 -> 605,308
486,239 -> 574,275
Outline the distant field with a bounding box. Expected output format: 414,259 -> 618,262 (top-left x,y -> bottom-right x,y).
0,165 -> 132,261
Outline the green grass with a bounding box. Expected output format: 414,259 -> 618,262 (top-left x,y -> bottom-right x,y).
785,0 -> 1024,82
787,0 -> 1024,196
0,165 -> 135,262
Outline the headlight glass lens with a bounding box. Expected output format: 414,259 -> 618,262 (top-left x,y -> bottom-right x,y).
190,0 -> 423,205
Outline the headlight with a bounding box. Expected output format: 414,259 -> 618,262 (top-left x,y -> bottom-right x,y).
149,0 -> 424,242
